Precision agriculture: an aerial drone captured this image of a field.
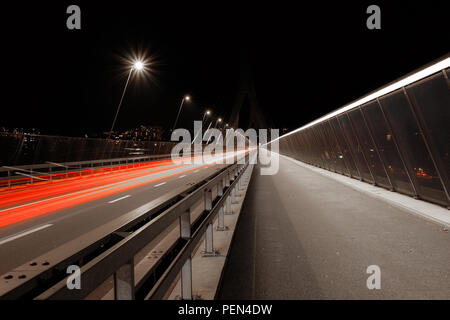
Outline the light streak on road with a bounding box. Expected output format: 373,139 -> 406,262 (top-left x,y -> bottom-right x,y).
0,149 -> 252,228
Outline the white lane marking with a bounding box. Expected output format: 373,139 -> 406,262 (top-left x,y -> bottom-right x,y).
194,170 -> 199,173
0,224 -> 53,246
179,175 -> 187,178
154,182 -> 167,187
108,195 -> 131,204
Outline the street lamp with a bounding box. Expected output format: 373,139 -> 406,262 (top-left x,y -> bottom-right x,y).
202,109 -> 211,123
109,60 -> 145,136
133,61 -> 144,71
192,109 -> 212,144
206,117 -> 223,144
172,95 -> 191,132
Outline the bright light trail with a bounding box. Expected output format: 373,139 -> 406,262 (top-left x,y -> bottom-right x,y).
0,149 -> 254,228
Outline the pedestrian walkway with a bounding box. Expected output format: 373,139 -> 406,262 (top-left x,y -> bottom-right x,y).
218,156 -> 450,299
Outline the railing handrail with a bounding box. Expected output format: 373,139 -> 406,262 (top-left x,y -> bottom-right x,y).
0,154 -> 172,173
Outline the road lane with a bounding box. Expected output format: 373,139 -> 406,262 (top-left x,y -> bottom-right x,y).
0,224 -> 53,246
0,162 -> 226,273
0,149 -> 251,274
0,162 -> 184,212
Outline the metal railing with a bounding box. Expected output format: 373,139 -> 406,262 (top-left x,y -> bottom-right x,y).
0,151 -> 254,300
267,56 -> 450,208
0,133 -> 177,167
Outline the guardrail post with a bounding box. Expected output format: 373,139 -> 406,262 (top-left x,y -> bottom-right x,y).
232,174 -> 241,203
7,170 -> 11,188
205,224 -> 213,252
114,259 -> 135,300
217,206 -> 228,231
202,222 -> 219,256
217,179 -> 223,197
225,194 -> 232,215
180,208 -> 191,239
204,188 -> 212,211
179,208 -> 193,300
181,258 -> 193,300
216,181 -> 228,231
203,188 -> 218,256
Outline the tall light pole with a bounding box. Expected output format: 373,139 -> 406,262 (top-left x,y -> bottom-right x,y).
109,61 -> 144,137
192,109 -> 212,144
214,117 -> 222,128
172,95 -> 190,132
207,117 -> 222,144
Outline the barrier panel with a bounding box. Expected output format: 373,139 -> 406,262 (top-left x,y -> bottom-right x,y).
269,57 -> 450,207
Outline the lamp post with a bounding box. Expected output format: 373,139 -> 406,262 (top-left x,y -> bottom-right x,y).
192,109 -> 212,144
202,110 -> 211,123
109,61 -> 144,137
207,117 -> 222,144
172,95 -> 190,132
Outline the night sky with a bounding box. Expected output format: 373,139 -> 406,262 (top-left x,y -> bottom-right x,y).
1,1 -> 449,137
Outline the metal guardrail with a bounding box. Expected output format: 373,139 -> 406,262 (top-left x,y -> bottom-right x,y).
0,151 -> 254,300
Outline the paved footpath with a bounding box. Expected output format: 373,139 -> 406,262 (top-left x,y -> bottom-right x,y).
218,157 -> 450,299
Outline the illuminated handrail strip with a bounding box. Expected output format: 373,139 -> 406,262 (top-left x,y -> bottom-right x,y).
266,55 -> 450,145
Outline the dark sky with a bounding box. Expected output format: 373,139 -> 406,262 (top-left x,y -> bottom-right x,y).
1,1 -> 449,136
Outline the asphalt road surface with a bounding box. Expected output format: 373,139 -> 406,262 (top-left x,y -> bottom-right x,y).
0,156 -> 232,274
218,156 -> 450,299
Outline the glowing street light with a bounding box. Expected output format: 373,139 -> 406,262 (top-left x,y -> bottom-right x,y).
192,109 -> 212,145
109,60 -> 145,136
172,95 -> 191,132
206,117 -> 223,144
133,61 -> 144,71
202,109 -> 211,123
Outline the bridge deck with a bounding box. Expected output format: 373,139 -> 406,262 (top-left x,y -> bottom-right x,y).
218,156 -> 450,299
